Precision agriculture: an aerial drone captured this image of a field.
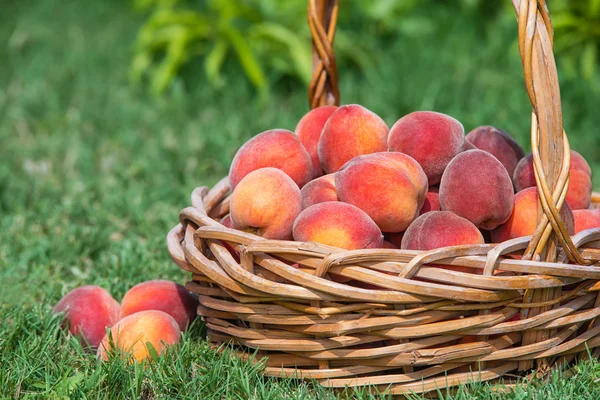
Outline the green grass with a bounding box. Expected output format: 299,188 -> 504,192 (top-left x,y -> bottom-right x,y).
2,0 -> 600,398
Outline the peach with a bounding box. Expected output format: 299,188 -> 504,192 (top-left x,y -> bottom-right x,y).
401,211 -> 484,250
573,209 -> 600,234
230,168 -> 302,240
300,174 -> 338,209
388,111 -> 465,185
121,280 -> 198,331
513,151 -> 592,210
491,187 -> 574,243
420,191 -> 441,215
335,153 -> 427,232
294,105 -> 337,177
465,126 -> 525,177
293,202 -> 383,250
439,149 -> 514,230
53,285 -> 121,348
318,104 -> 389,173
229,129 -> 313,189
97,310 -> 181,362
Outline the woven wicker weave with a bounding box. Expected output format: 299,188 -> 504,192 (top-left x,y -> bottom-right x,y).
167,0 -> 600,395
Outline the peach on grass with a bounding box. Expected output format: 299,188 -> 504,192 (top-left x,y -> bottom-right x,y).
121,280 -> 198,331
388,111 -> 465,185
300,173 -> 338,209
465,126 -> 525,177
439,149 -> 514,230
491,187 -> 574,243
229,129 -> 313,189
53,285 -> 121,349
293,202 -> 383,250
513,151 -> 592,210
97,310 -> 181,362
230,168 -> 302,240
294,105 -> 337,177
318,104 -> 389,173
335,153 -> 427,232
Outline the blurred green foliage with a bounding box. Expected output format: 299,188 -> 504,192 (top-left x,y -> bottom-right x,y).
553,0 -> 600,82
131,0 -> 600,95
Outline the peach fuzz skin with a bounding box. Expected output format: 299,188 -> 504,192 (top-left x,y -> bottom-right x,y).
230,168 -> 302,240
120,280 -> 198,331
317,104 -> 389,173
401,211 -> 484,275
491,187 -> 574,243
513,151 -> 592,210
465,125 -> 525,177
573,209 -> 600,234
401,211 -> 484,250
229,129 -> 313,189
53,285 -> 121,349
388,111 -> 464,185
293,202 -> 383,250
335,153 -> 427,232
300,173 -> 338,209
97,310 -> 181,363
420,191 -> 440,215
439,149 -> 514,230
294,105 -> 337,178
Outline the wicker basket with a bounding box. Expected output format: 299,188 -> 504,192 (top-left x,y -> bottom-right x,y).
167,0 -> 600,395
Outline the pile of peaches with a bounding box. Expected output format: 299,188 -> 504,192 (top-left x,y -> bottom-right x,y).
53,280 -> 198,362
227,104 -> 597,257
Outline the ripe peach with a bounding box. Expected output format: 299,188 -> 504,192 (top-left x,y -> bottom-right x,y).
439,149 -> 514,230
420,191 -> 441,215
294,105 -> 337,177
513,151 -> 592,210
401,211 -> 484,250
318,104 -> 389,173
97,310 -> 181,362
465,126 -> 525,177
121,280 -> 198,331
491,187 -> 574,242
388,111 -> 464,185
573,209 -> 600,234
335,154 -> 425,232
366,152 -> 429,203
300,174 -> 338,209
293,202 -> 383,250
53,286 -> 121,349
230,168 -> 302,240
229,129 -> 313,189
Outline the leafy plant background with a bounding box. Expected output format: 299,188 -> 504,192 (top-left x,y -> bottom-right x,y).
131,0 -> 600,96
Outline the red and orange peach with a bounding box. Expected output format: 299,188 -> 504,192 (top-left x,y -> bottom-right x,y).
97,310 -> 181,362
230,168 -> 302,240
388,111 -> 464,185
439,149 -> 514,230
293,202 -> 383,250
53,285 -> 121,349
318,104 -> 389,173
121,280 -> 198,331
229,129 -> 313,189
300,173 -> 338,209
465,126 -> 525,177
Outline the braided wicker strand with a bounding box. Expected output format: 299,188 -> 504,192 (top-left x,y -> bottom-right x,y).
308,0 -> 339,108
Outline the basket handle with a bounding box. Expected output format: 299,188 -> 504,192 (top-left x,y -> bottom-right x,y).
307,0 -> 585,263
308,0 -> 340,108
